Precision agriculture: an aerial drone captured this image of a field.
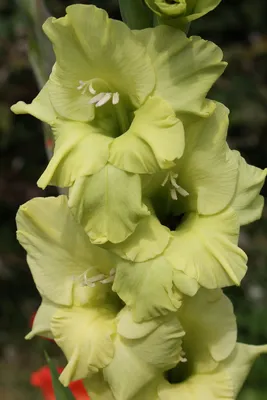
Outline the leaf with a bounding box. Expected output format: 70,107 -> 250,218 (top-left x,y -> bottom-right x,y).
44,352 -> 75,400
118,0 -> 153,29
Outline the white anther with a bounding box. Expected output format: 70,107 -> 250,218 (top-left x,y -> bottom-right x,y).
89,92 -> 106,105
78,79 -> 120,107
95,92 -> 112,107
112,92 -> 120,105
89,82 -> 96,95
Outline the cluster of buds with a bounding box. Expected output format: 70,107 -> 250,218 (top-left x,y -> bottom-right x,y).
12,2 -> 267,399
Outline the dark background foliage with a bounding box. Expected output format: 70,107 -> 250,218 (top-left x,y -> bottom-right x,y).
0,0 -> 267,398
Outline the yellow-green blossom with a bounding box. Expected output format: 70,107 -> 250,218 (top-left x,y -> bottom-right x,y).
109,105 -> 250,321
17,196 -> 186,391
11,4 -> 226,244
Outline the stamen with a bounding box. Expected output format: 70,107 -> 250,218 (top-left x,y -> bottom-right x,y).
112,92 -> 120,105
77,79 -> 120,108
162,172 -> 189,200
73,268 -> 116,288
95,92 -> 112,107
89,92 -> 106,105
89,82 -> 96,95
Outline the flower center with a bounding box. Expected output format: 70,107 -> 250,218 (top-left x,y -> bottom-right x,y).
77,80 -> 120,107
77,78 -> 131,135
161,171 -> 189,200
74,268 -> 116,287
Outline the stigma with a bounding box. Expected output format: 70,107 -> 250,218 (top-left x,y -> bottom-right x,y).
162,171 -> 189,200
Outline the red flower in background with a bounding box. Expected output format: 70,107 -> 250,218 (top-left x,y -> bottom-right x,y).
31,366 -> 90,400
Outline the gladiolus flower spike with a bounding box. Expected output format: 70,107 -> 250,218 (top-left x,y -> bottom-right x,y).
12,3 -> 266,400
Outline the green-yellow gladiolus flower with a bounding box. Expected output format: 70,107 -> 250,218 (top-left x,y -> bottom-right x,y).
145,0 -> 222,23
110,101 -> 265,322
11,4 -> 226,244
156,291 -> 267,400
158,343 -> 267,400
16,195 -> 119,384
106,105 -> 249,321
86,289 -> 265,400
16,195 -> 187,390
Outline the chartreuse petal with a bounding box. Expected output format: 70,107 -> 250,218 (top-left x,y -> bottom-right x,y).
109,96 -> 184,174
105,214 -> 171,262
26,298 -> 56,340
165,208 -> 247,289
230,151 -> 267,225
48,65 -> 95,122
84,373 -> 163,400
103,308 -> 184,400
113,256 -> 198,321
37,121 -> 112,189
217,343 -> 267,398
135,26 -> 226,117
158,373 -> 232,400
16,196 -> 114,306
83,373 -> 115,400
179,289 -> 237,373
51,306 -> 116,386
173,103 -> 238,215
11,81 -> 56,124
68,165 -> 149,244
42,17 -> 95,122
43,4 -> 155,115
158,344 -> 267,400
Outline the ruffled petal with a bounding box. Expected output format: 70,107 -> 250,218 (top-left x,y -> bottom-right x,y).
83,373 -> 115,400
113,256 -> 198,321
135,26 -> 226,117
165,208 -> 247,289
26,298 -> 57,340
109,96 -> 185,174
11,81 -> 56,124
178,289 -> 237,373
66,5 -> 155,107
230,151 -> 267,225
44,5 -> 155,115
158,343 -> 267,400
105,214 -> 171,262
37,121 -> 111,189
218,343 -> 267,397
51,306 -> 115,385
68,165 -> 149,244
103,308 -> 183,400
16,196 -> 113,306
173,103 -> 239,215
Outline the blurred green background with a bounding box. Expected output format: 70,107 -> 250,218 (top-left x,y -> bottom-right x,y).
0,0 -> 267,398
